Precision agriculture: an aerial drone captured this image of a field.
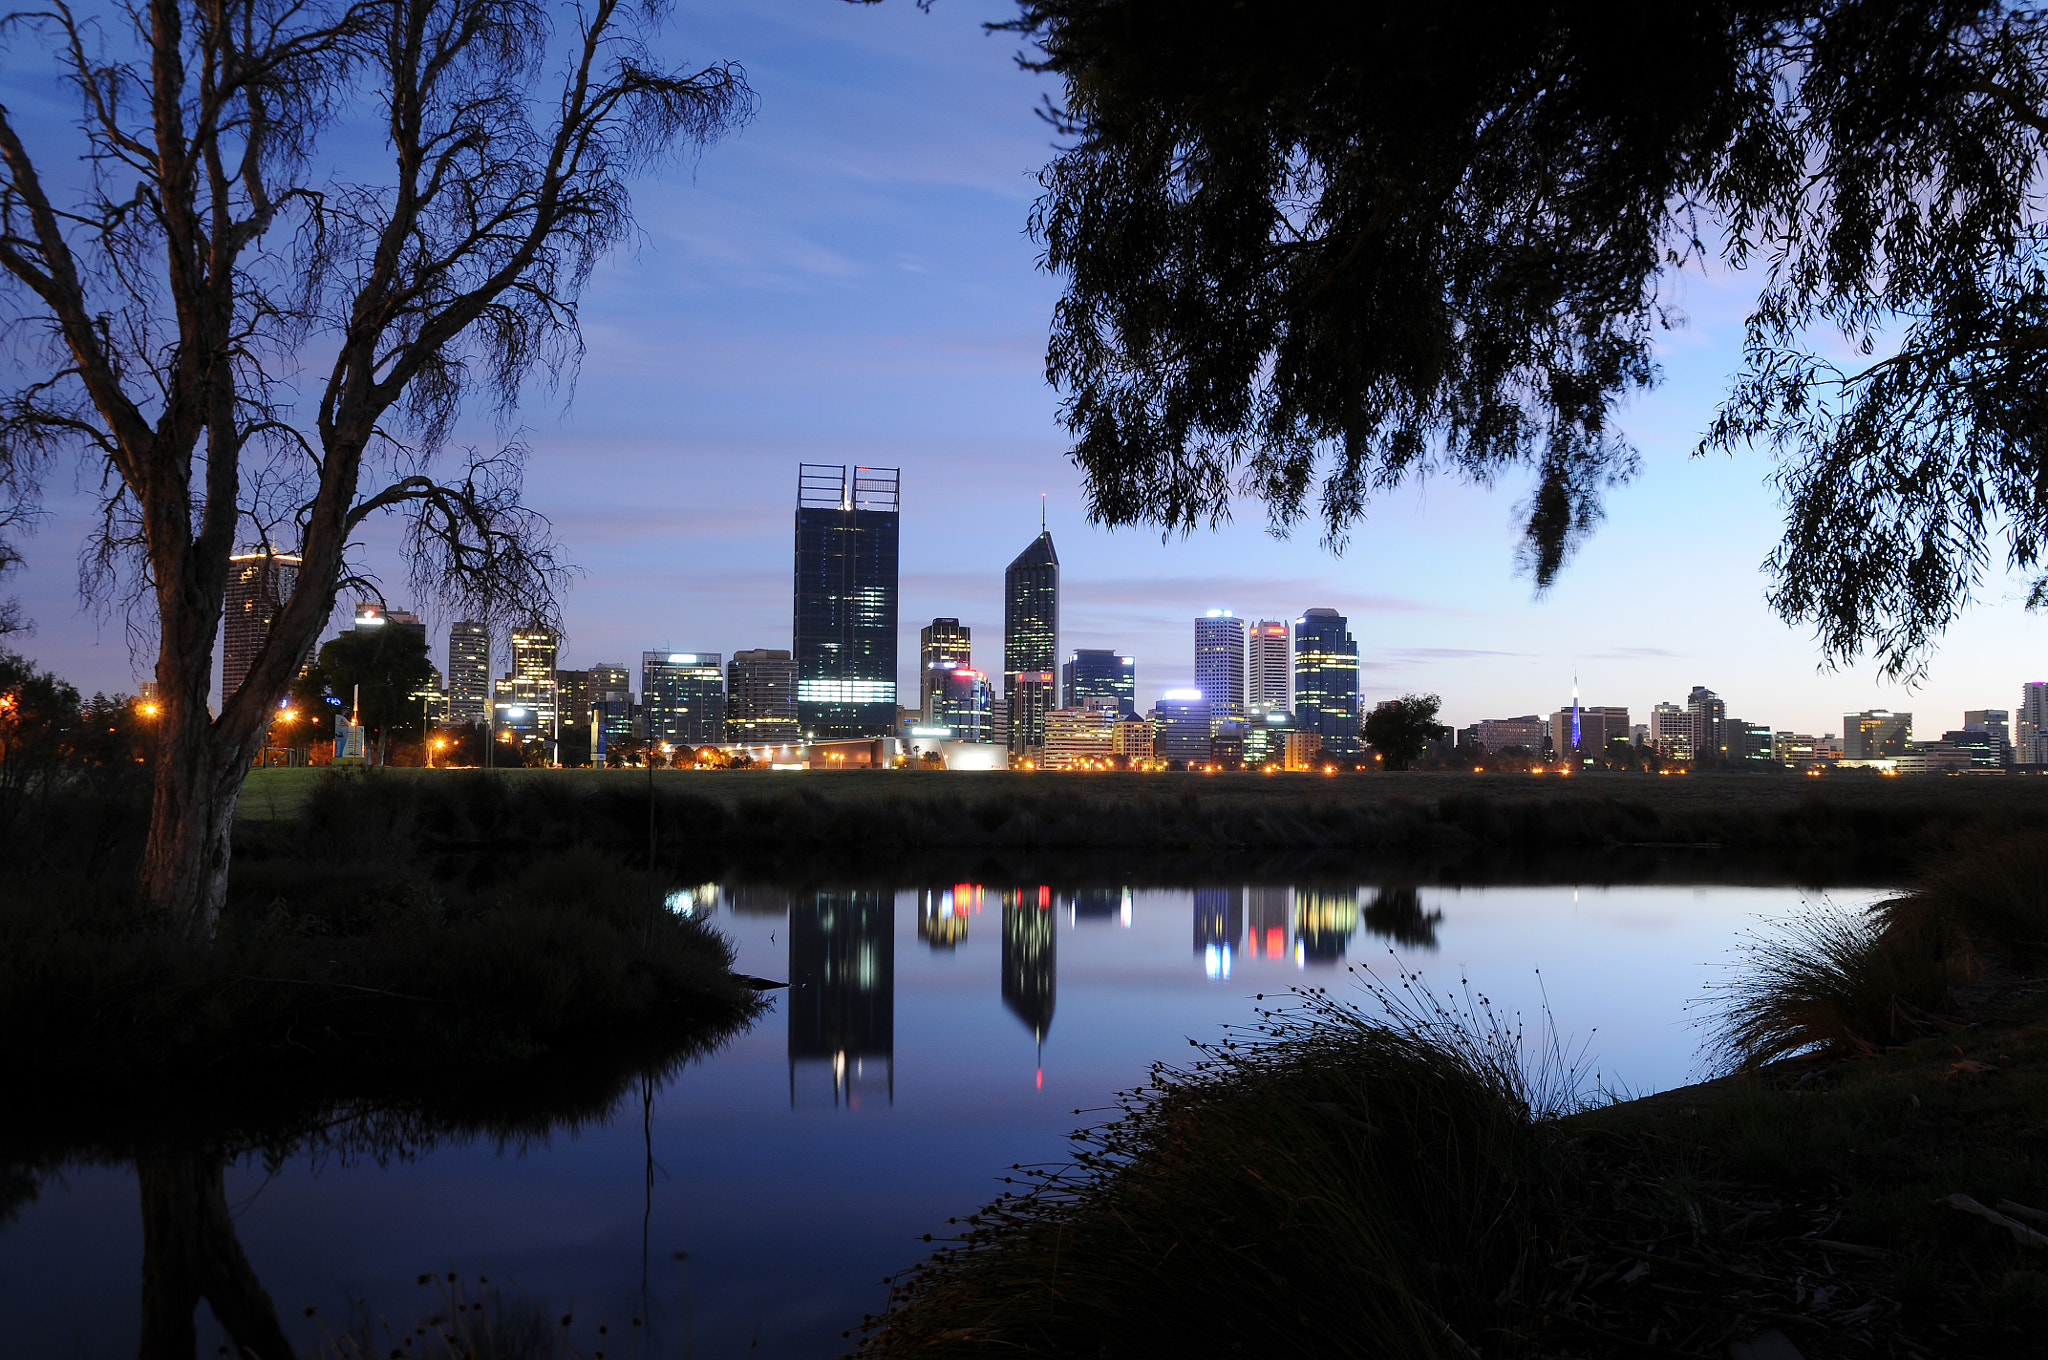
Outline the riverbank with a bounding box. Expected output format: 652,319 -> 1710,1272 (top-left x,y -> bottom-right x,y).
237,766 -> 2048,881
0,772 -> 767,1096
856,969 -> 2048,1358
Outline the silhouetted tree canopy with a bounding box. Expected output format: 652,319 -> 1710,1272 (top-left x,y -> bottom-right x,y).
294,627 -> 436,758
1363,693 -> 1446,771
1005,0 -> 2048,676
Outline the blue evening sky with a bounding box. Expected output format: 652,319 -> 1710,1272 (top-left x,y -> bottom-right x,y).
5,0 -> 2039,738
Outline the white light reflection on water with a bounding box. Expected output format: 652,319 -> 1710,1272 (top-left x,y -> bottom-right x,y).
0,880 -> 1887,1360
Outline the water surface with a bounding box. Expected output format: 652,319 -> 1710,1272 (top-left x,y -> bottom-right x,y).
0,879 -> 1873,1357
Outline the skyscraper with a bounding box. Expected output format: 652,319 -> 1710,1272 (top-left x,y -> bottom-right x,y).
2018,684 -> 2048,765
1004,530 -> 1059,752
494,625 -> 558,734
928,666 -> 995,741
919,618 -> 970,717
794,464 -> 900,739
447,621 -> 489,724
642,651 -> 726,745
1061,648 -> 1135,715
728,649 -> 800,744
220,551 -> 302,700
1194,611 -> 1246,728
1964,708 -> 2013,766
1293,609 -> 1360,754
1687,686 -> 1727,761
1248,619 -> 1291,712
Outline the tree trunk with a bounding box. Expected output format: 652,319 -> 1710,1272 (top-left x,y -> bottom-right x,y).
137,1147 -> 297,1360
140,725 -> 247,942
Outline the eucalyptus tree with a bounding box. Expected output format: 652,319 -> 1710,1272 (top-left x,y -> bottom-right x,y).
1004,0 -> 2048,678
0,0 -> 750,936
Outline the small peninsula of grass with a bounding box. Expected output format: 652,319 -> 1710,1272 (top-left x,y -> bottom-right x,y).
0,770 -> 764,1098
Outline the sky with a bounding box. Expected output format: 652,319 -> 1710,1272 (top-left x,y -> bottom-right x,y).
4,0 -> 2042,738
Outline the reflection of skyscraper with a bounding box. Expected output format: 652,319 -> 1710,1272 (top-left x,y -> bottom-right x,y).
1194,886 -> 1244,981
1292,887 -> 1359,964
1071,887 -> 1128,923
1004,532 -> 1059,752
917,884 -> 977,950
788,890 -> 894,1106
1002,888 -> 1057,1054
221,551 -> 303,700
794,464 -> 900,739
1247,887 -> 1291,959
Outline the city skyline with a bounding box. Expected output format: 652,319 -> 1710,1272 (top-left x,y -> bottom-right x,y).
4,0 -> 2040,740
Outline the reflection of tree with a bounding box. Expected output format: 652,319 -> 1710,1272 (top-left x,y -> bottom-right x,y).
1,1020 -> 753,1359
138,1147 -> 295,1358
1361,886 -> 1443,950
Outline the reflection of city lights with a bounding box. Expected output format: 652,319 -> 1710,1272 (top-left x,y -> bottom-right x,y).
1202,942 -> 1233,981
1294,940 -> 1306,968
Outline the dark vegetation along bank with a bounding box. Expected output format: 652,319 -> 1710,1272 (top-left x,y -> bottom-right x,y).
857,834 -> 2048,1359
0,763 -> 765,1101
236,765 -> 2048,883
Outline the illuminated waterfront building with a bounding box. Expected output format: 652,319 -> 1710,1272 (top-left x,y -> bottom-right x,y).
1549,702 -> 1631,763
492,626 -> 558,733
1963,709 -> 2013,766
220,550 -> 304,700
1244,706 -> 1295,765
1292,609 -> 1360,755
1844,709 -> 1913,760
728,649 -> 800,744
794,464 -> 900,739
2016,684 -> 2048,765
642,651 -> 726,745
1248,620 -> 1291,712
1194,611 -> 1246,729
919,619 -> 970,717
788,890 -> 894,1106
1688,686 -> 1728,761
1042,697 -> 1124,769
927,665 -> 994,743
1472,715 -> 1547,755
1649,702 -> 1691,761
1004,532 -> 1060,753
1061,648 -> 1135,716
1151,689 -> 1211,763
447,621 -> 490,725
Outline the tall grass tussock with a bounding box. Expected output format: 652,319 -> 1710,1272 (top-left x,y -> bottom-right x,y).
858,975 -> 1589,1359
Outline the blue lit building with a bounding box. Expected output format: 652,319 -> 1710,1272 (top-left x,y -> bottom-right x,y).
1061,648 -> 1135,716
1293,608 -> 1360,755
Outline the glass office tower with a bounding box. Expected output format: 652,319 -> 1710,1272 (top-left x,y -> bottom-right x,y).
1293,608 -> 1360,755
1195,610 -> 1246,728
447,621 -> 490,724
220,550 -> 303,700
919,618 -> 970,717
642,651 -> 727,745
1062,648 -> 1135,715
1004,531 -> 1059,752
794,465 -> 900,739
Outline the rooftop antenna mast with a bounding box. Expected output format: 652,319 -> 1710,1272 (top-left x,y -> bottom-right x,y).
1040,492 -> 1046,533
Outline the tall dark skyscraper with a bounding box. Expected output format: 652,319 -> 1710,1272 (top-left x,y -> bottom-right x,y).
220,551 -> 302,700
794,464 -> 900,739
1003,531 -> 1058,752
447,621 -> 489,724
1293,608 -> 1360,754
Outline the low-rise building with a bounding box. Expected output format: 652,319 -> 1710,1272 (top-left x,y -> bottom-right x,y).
1043,698 -> 1124,770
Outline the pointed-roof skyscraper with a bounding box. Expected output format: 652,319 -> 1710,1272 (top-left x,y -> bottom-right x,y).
1003,529 -> 1059,754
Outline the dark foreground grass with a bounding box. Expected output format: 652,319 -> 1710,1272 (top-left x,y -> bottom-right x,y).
858,977 -> 2048,1359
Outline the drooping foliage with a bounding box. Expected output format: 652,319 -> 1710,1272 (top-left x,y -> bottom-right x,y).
1006,0 -> 2048,676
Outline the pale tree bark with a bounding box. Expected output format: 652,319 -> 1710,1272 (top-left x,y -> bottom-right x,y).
0,0 -> 751,937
